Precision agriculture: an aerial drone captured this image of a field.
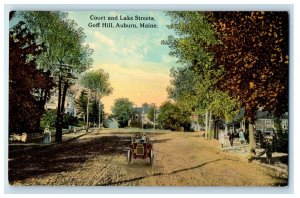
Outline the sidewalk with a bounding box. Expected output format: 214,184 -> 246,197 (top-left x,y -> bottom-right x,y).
9,128 -> 97,153
220,143 -> 288,179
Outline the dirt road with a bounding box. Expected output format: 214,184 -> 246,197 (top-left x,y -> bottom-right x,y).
8,128 -> 287,186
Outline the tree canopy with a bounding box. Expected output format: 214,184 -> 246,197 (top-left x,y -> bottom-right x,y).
206,11 -> 289,121
20,11 -> 93,74
9,21 -> 55,133
163,11 -> 239,125
80,69 -> 113,98
111,98 -> 135,128
157,101 -> 191,131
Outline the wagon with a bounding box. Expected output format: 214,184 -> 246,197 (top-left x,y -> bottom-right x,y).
127,132 -> 154,165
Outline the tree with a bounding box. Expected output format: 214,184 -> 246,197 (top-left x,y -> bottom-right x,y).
162,12 -> 238,137
75,90 -> 88,121
80,69 -> 113,130
40,109 -> 78,129
111,98 -> 135,128
166,53 -> 238,136
147,104 -> 157,123
89,98 -> 105,125
157,101 -> 191,131
206,11 -> 289,149
9,21 -> 54,133
18,11 -> 93,142
161,12 -> 219,69
40,109 -> 57,129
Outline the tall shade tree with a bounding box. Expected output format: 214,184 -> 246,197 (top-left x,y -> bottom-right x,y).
206,11 -> 289,149
163,11 -> 238,137
80,69 -> 113,130
18,11 -> 93,142
111,98 -> 135,128
9,21 -> 55,133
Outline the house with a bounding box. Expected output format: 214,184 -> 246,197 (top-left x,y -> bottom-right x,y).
45,91 -> 76,116
130,104 -> 157,128
225,108 -> 288,133
131,104 -> 150,124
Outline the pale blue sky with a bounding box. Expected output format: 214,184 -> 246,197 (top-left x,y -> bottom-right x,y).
67,11 -> 178,112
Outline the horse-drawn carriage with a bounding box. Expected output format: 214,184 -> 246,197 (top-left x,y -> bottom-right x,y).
127,132 -> 154,165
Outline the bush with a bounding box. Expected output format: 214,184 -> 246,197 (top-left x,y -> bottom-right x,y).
130,120 -> 142,128
275,130 -> 288,153
40,109 -> 57,129
144,123 -> 154,129
62,113 -> 78,128
40,109 -> 78,129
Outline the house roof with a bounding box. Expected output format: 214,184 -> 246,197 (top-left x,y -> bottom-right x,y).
134,107 -> 150,114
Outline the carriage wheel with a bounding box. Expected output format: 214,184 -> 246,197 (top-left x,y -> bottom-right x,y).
127,149 -> 132,164
149,149 -> 154,165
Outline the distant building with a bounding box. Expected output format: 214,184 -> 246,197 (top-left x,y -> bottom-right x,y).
45,91 -> 76,116
225,108 -> 288,132
130,104 -> 157,128
132,105 -> 150,123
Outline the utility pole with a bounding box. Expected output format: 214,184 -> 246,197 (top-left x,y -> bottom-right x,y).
54,63 -> 75,143
142,106 -> 144,130
98,98 -> 101,129
153,109 -> 156,130
86,90 -> 89,132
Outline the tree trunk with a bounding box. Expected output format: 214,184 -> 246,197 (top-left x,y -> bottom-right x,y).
60,82 -> 69,114
214,119 -> 219,139
86,93 -> 89,132
98,99 -> 101,129
208,111 -> 212,139
55,75 -> 62,143
249,120 -> 256,151
205,111 -> 209,139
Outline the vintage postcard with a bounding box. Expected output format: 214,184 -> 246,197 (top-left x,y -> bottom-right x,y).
8,10 -> 289,187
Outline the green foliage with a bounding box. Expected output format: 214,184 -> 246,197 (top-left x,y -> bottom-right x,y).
80,69 -> 113,97
89,99 -> 105,124
20,11 -> 93,74
40,109 -> 57,129
111,98 -> 135,128
129,120 -> 142,128
75,90 -> 88,119
62,113 -> 78,128
274,118 -> 288,153
163,11 -> 239,127
208,90 -> 240,122
157,101 -> 191,131
147,104 -> 157,122
41,109 -> 78,129
162,11 -> 219,69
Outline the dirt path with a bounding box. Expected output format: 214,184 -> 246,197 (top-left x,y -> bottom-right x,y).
8,129 -> 287,186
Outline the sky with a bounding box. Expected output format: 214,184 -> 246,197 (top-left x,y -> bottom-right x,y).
67,11 -> 178,113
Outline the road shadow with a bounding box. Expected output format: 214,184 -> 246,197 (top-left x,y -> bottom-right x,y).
9,135 -> 130,183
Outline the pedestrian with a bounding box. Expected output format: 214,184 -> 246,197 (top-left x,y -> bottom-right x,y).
264,136 -> 273,164
239,128 -> 245,145
43,126 -> 51,144
227,128 -> 234,146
